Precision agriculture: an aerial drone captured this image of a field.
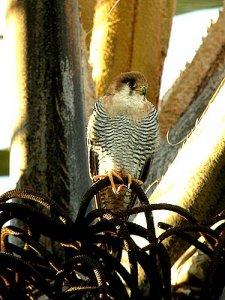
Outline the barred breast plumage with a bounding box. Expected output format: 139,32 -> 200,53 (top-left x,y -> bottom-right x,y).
87,71 -> 159,214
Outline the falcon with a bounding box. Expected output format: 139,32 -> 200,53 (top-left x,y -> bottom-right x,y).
87,71 -> 159,215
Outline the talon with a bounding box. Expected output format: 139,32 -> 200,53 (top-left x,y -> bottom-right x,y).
126,174 -> 143,188
109,170 -> 123,195
93,175 -> 108,182
127,174 -> 132,189
112,185 -> 117,195
133,179 -> 143,186
116,184 -> 127,194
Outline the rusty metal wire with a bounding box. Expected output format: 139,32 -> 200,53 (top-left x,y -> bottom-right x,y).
0,178 -> 224,299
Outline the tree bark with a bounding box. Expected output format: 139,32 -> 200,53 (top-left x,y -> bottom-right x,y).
80,26 -> 96,125
7,0 -> 90,250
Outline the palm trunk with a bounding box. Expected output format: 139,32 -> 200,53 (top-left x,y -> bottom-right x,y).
7,0 -> 90,251
89,0 -> 175,106
145,78 -> 225,264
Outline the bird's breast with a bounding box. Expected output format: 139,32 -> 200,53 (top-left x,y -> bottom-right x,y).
101,94 -> 153,122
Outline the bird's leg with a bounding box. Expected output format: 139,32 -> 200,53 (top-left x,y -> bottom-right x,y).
93,171 -> 123,194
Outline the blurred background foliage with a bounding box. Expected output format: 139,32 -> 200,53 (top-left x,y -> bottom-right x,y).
0,150 -> 9,176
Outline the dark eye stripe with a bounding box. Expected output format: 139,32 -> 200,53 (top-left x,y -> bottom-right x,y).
121,76 -> 136,88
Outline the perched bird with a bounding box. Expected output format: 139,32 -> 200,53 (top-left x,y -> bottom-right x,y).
87,71 -> 159,215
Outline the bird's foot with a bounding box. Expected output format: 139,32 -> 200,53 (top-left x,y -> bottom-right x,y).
93,171 -> 123,194
114,175 -> 144,194
93,172 -> 143,195
115,184 -> 127,194
127,174 -> 143,189
133,178 -> 143,185
93,175 -> 108,181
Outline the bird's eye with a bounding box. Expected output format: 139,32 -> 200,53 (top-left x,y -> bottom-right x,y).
128,80 -> 137,90
121,76 -> 137,90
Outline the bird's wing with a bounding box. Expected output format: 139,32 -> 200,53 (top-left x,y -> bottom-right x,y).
128,105 -> 159,210
87,101 -> 106,210
88,144 -> 104,210
139,105 -> 159,184
139,156 -> 152,183
88,141 -> 99,178
127,156 -> 152,210
87,101 -> 102,179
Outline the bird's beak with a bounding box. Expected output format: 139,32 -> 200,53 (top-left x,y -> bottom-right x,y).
141,86 -> 147,96
136,85 -> 147,96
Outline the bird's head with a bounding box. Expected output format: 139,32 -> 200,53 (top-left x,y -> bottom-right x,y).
106,71 -> 148,99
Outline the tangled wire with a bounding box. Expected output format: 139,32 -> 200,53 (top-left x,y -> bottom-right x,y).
0,178 -> 225,299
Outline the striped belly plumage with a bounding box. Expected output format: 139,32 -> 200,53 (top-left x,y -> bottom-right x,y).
99,117 -> 144,176
88,101 -> 159,213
